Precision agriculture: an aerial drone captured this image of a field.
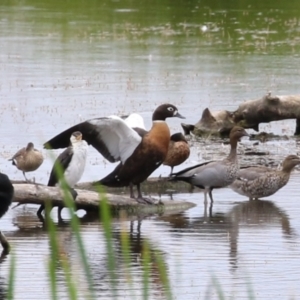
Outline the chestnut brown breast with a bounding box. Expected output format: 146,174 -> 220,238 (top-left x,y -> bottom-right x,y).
114,121 -> 171,184
164,140 -> 190,168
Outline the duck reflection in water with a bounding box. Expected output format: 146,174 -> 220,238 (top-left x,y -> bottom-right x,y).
158,199 -> 294,272
112,219 -> 169,296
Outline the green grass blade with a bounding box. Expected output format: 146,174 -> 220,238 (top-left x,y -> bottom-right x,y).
47,155 -> 96,300
120,213 -> 136,300
211,275 -> 225,300
60,257 -> 78,300
63,193 -> 95,300
46,199 -> 79,300
246,277 -> 255,300
153,250 -> 172,300
142,240 -> 150,300
7,250 -> 16,300
45,201 -> 59,300
98,188 -> 118,299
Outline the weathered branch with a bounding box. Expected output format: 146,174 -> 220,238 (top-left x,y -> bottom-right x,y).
181,108 -> 235,137
181,93 -> 300,137
233,92 -> 300,133
12,183 -> 196,215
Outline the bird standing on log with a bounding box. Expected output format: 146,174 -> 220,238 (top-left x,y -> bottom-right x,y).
44,104 -> 184,204
99,104 -> 185,204
38,131 -> 88,218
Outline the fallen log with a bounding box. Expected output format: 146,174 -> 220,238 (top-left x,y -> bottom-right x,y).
181,108 -> 235,137
76,177 -> 193,194
233,92 -> 300,134
181,93 -> 300,137
12,183 -> 196,216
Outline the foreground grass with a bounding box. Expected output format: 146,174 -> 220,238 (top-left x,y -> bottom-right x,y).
42,185 -> 173,300
5,163 -> 254,299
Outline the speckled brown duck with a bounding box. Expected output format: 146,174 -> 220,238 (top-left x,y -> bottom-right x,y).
230,155 -> 300,200
163,132 -> 190,174
170,126 -> 249,203
9,142 -> 44,182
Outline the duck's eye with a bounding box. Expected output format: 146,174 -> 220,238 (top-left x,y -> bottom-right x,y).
167,107 -> 174,112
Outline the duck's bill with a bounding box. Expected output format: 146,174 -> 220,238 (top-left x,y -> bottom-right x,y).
175,112 -> 185,119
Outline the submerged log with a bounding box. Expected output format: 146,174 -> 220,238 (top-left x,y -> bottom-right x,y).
233,92 -> 300,134
181,108 -> 235,137
12,183 -> 196,215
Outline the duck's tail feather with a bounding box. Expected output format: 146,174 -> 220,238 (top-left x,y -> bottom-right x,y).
97,164 -> 130,187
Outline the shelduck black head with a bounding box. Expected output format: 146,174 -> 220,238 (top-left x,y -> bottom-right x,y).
170,132 -> 188,143
152,104 -> 185,121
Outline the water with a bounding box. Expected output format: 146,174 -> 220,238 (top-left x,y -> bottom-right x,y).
1,0 -> 300,299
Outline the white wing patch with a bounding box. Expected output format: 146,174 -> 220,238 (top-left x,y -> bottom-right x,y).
89,116 -> 142,163
124,113 -> 146,129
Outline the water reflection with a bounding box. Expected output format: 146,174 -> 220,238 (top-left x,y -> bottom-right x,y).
2,194 -> 300,299
228,199 -> 295,238
112,220 -> 169,299
158,199 -> 295,273
0,279 -> 7,300
9,207 -> 171,299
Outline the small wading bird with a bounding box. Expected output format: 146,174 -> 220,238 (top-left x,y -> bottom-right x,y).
9,142 -> 44,182
0,172 -> 14,254
169,126 -> 249,204
38,131 -> 88,219
44,104 -> 184,204
230,155 -> 300,200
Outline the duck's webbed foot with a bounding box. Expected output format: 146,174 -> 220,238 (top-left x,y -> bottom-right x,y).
134,183 -> 157,205
130,184 -> 159,205
135,196 -> 157,205
69,188 -> 78,201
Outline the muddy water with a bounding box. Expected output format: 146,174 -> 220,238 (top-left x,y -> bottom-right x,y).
1,0 -> 300,299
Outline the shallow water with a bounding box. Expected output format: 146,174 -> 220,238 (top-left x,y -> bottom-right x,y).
3,175 -> 300,299
1,0 -> 300,299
